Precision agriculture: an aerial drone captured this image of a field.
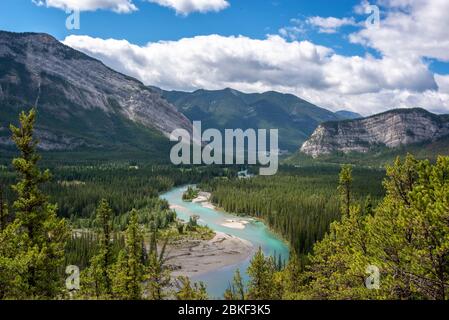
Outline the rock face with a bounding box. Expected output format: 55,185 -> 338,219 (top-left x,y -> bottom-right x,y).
301,108 -> 449,158
0,31 -> 191,151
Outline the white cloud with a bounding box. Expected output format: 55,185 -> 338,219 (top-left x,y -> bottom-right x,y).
278,18 -> 307,41
32,0 -> 137,13
147,0 -> 229,15
307,16 -> 357,34
278,26 -> 305,41
32,0 -> 230,14
436,74 -> 449,94
45,0 -> 449,116
63,33 -> 448,116
350,0 -> 449,61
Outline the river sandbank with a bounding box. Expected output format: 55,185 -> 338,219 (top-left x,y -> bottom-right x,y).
166,231 -> 255,278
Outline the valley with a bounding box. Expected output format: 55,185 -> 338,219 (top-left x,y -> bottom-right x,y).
1,29 -> 449,301
162,186 -> 288,298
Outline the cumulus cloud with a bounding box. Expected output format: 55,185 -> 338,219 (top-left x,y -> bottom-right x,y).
436,74 -> 449,94
307,16 -> 357,34
350,0 -> 449,61
63,33 -> 448,115
41,0 -> 448,116
147,0 -> 229,15
32,0 -> 138,13
32,0 -> 230,14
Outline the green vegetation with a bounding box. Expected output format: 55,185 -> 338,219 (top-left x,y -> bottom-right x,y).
0,110 -> 69,299
0,110 -> 209,300
200,165 -> 385,255
182,186 -> 199,201
226,157 -> 449,300
2,109 -> 449,300
163,88 -> 339,151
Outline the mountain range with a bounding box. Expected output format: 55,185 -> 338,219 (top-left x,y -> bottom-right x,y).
300,108 -> 449,159
0,30 -> 363,157
0,31 -> 190,160
160,88 -> 361,151
1,30 -> 447,164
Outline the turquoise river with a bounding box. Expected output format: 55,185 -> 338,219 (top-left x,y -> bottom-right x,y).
161,185 -> 290,299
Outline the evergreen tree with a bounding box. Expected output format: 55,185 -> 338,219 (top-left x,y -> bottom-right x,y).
297,165 -> 375,299
0,184 -> 8,231
5,109 -> 69,299
302,205 -> 374,300
364,195 -> 373,216
112,209 -> 145,299
298,155 -> 449,300
368,155 -> 449,299
0,219 -> 30,299
124,209 -> 144,299
281,253 -> 303,299
146,230 -> 171,300
88,199 -> 114,297
224,269 -> 245,300
176,276 -> 208,300
338,165 -> 353,216
246,248 -> 277,300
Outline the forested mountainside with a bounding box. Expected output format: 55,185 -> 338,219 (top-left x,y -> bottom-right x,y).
0,31 -> 191,157
161,88 -> 352,151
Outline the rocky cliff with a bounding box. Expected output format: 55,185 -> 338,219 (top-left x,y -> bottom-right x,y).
0,31 -> 191,151
301,108 -> 449,158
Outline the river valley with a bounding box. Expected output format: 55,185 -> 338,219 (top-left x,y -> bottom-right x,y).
161,186 -> 290,298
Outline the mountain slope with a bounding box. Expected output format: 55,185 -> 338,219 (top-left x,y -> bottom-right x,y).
161,88 -> 340,151
0,31 -> 191,156
301,108 -> 449,158
335,110 -> 362,120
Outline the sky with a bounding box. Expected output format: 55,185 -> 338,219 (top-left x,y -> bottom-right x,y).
1,0 -> 449,115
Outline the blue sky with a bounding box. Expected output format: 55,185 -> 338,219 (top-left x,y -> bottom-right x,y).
1,0 -> 449,115
1,0 -> 361,48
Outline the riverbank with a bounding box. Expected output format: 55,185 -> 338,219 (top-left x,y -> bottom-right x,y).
192,191 -> 216,210
191,191 -> 253,230
193,189 -> 290,250
166,231 -> 255,278
161,185 -> 289,297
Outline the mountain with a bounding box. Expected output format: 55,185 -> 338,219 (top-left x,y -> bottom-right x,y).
300,108 -> 449,158
161,88 -> 340,151
0,31 -> 191,158
335,110 -> 362,120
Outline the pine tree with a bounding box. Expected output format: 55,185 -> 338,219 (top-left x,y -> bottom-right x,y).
7,109 -> 69,299
246,248 -> 277,300
224,269 -> 245,300
176,276 -> 208,300
298,165 -> 375,300
88,199 -> 114,298
303,205 -> 374,299
112,209 -> 145,300
0,184 -> 8,231
368,155 -> 449,299
281,253 -> 302,299
338,165 -> 353,216
124,209 -> 144,299
364,195 -> 373,216
146,230 -> 171,300
0,218 -> 30,299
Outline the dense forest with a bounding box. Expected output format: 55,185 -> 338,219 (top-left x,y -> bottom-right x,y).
1,110 -> 449,300
224,156 -> 449,300
0,110 -> 212,299
200,167 -> 385,255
